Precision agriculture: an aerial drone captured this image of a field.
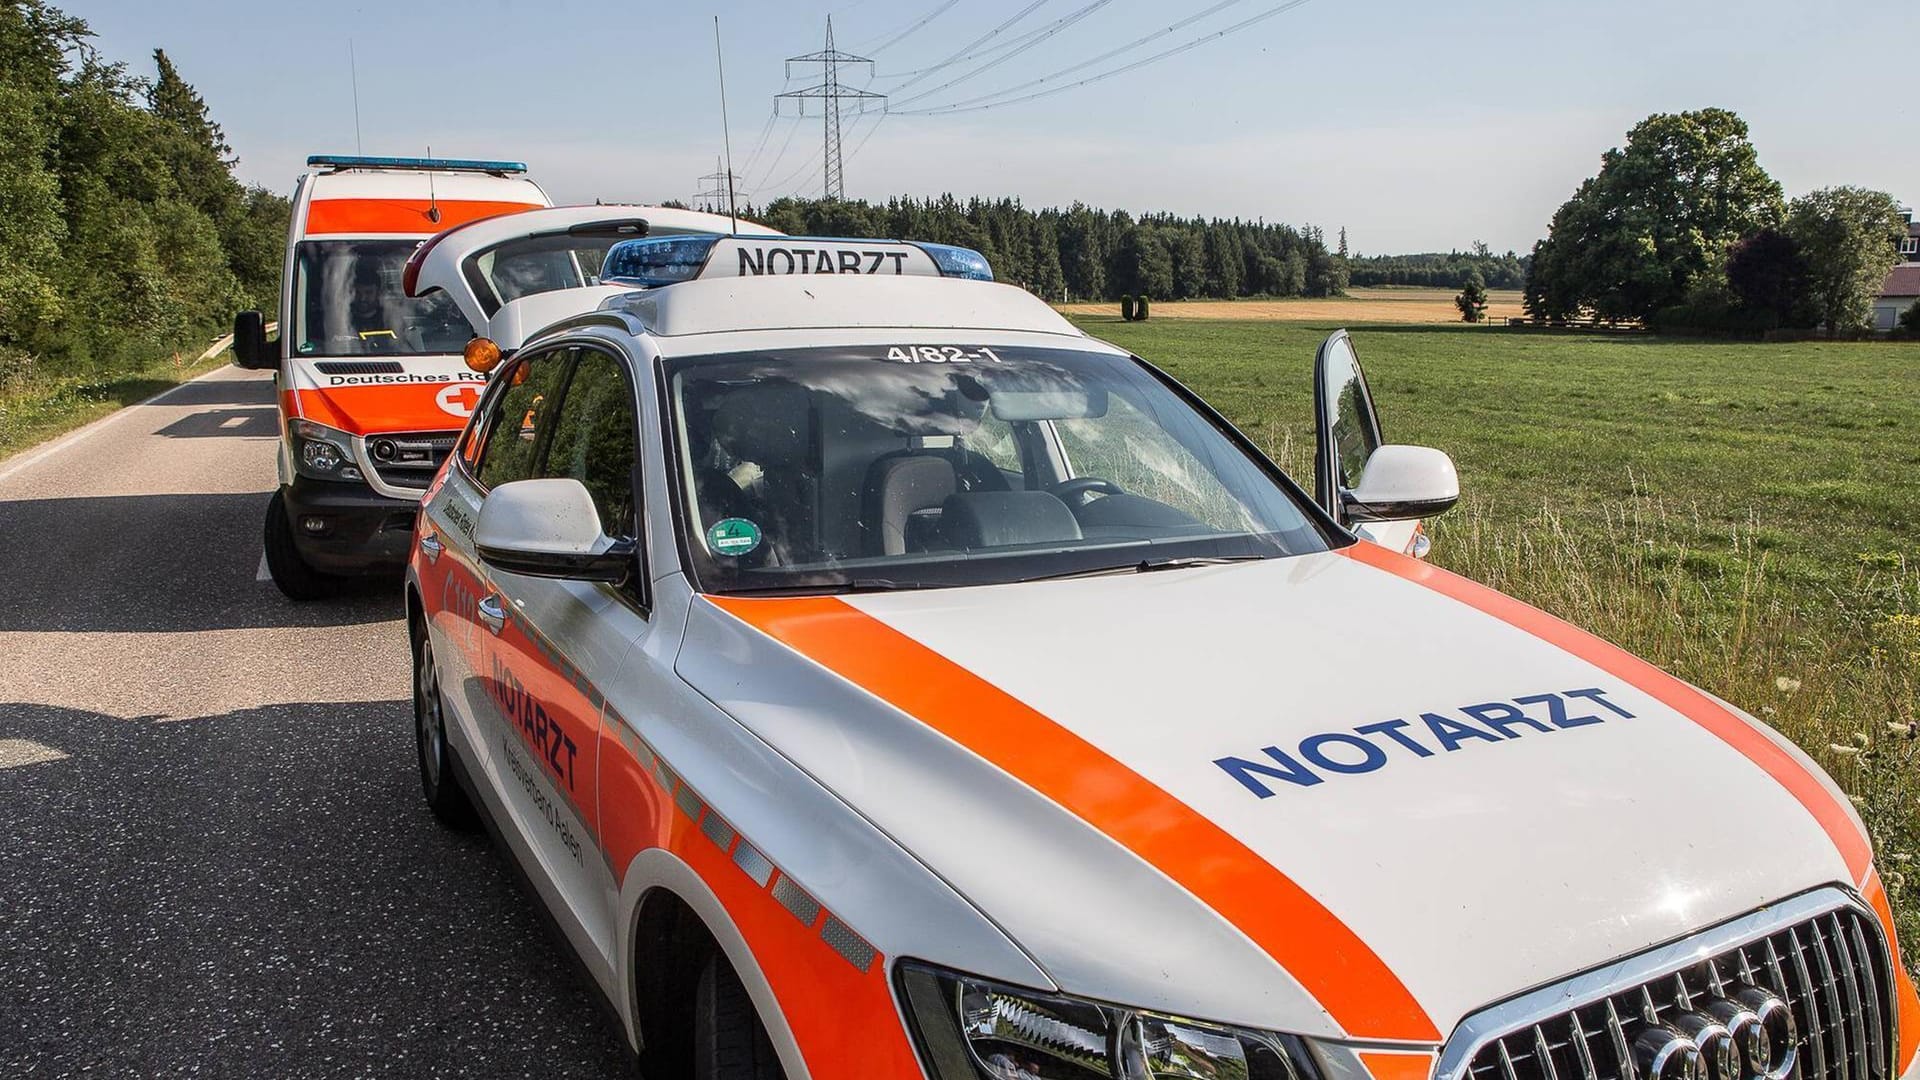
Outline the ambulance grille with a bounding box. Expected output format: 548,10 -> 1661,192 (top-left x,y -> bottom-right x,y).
364,432 -> 457,492
314,360 -> 405,375
1454,902 -> 1892,1080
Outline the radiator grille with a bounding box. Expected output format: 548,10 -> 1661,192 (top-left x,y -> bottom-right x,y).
363,432 -> 457,492
1458,903 -> 1893,1080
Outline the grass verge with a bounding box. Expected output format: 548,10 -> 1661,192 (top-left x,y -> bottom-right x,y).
0,346 -> 232,464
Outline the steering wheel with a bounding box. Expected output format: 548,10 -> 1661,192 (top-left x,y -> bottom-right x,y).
1048,476 -> 1124,507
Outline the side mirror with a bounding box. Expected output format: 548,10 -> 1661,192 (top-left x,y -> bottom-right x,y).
1342,445 -> 1459,523
475,478 -> 633,582
232,310 -> 273,369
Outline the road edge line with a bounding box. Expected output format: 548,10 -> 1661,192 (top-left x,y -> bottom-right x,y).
0,365 -> 248,486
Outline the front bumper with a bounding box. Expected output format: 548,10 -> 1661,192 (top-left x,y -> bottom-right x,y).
281,474 -> 417,575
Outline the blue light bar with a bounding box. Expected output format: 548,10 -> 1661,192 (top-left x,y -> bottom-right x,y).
306,155 -> 528,174
911,242 -> 994,281
601,235 -> 723,287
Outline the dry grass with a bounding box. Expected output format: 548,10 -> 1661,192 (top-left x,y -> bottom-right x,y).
1058,287 -> 1528,325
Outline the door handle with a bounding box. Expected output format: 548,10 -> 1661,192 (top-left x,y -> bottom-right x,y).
477,595 -> 507,635
418,532 -> 443,562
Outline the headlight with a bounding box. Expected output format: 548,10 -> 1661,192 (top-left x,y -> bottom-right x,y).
898,962 -> 1322,1080
290,419 -> 360,481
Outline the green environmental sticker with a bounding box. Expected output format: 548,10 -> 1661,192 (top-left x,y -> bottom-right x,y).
706,517 -> 763,557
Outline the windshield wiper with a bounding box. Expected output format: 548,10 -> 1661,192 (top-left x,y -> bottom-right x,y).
721,577 -> 945,597
1016,554 -> 1267,584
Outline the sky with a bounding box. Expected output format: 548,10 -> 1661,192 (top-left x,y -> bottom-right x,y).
70,0 -> 1920,255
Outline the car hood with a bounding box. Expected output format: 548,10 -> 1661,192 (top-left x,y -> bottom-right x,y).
676,544 -> 1861,1043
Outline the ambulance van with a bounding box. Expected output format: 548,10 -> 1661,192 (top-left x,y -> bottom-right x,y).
233,155 -> 550,599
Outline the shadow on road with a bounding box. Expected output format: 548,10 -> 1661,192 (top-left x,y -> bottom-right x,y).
0,700 -> 632,1078
160,376 -> 279,409
154,406 -> 281,439
0,492 -> 399,632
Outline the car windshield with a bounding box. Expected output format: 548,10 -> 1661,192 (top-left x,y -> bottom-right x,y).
292,239 -> 470,357
665,344 -> 1332,595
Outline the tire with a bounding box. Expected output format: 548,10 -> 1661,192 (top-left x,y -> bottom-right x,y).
413,620 -> 479,831
262,489 -> 343,601
693,953 -> 784,1080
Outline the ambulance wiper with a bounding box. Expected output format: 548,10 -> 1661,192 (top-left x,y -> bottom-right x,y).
724,577 -> 942,597
1019,554 -> 1265,583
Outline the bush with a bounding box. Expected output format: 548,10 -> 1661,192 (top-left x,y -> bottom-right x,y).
1900,299 -> 1920,338
1120,295 -> 1135,320
1456,272 -> 1489,322
1648,287 -> 1782,337
1135,294 -> 1150,321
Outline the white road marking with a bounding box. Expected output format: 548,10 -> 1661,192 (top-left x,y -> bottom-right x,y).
0,367 -> 246,486
256,553 -> 272,582
0,739 -> 70,770
220,415 -> 249,429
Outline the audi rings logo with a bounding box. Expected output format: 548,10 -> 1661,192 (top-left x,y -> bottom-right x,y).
1633,988 -> 1797,1080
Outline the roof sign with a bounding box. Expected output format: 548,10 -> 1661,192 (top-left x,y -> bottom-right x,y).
307,155 -> 529,175
599,236 -> 994,289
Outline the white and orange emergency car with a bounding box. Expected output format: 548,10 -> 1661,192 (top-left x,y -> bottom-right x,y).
401,230 -> 1920,1080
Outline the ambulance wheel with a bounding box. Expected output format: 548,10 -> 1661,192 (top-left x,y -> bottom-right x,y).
413,620 -> 478,831
694,953 -> 783,1080
262,490 -> 343,601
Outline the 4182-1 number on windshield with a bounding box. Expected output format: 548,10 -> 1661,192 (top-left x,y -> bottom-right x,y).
885,346 -> 1005,364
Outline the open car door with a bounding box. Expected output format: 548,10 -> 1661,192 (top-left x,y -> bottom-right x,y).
1312,329 -> 1460,558
403,204 -> 782,352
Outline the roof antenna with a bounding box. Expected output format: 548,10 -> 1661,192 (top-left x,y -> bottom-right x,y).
348,38 -> 363,154
425,144 -> 441,223
713,15 -> 740,234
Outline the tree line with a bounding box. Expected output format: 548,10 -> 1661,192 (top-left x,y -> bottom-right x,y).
1347,245 -> 1528,290
0,0 -> 288,388
1524,108 -> 1909,335
740,196 -> 1351,302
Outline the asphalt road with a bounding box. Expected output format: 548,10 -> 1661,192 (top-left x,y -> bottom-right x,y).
0,367 -> 633,1077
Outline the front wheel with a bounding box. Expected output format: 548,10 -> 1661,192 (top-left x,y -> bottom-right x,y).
413,620 -> 478,831
693,953 -> 784,1080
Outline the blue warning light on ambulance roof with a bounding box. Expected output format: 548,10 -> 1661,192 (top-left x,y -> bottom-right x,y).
598,235 -> 994,288
600,235 -> 723,287
914,242 -> 994,281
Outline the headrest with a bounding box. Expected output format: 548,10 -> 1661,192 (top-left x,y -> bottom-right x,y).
940,491 -> 1083,550
712,382 -> 812,467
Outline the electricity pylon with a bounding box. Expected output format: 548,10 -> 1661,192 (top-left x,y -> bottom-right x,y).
775,16 -> 885,201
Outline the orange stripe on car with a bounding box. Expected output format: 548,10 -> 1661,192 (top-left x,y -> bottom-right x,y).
1861,868 -> 1920,1073
1359,1050 -> 1437,1080
1340,541 -> 1873,881
707,594 -> 1441,1044
304,198 -> 539,235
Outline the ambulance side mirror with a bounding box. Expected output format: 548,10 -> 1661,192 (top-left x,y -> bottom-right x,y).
1341,445 -> 1460,523
475,478 -> 634,583
232,310 -> 274,370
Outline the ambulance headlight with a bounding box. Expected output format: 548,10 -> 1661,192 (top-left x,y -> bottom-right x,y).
898,962 -> 1322,1080
291,419 -> 354,479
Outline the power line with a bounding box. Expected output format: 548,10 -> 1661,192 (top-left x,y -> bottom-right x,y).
737,109 -> 779,183
840,111 -> 889,176
896,0 -> 1252,113
694,157 -> 749,213
856,0 -> 958,54
870,15 -> 1061,80
897,0 -> 1311,116
888,0 -> 1114,110
775,16 -> 886,200
887,0 -> 1053,95
748,113 -> 806,193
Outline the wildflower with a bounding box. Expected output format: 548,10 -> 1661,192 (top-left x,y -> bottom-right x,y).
1760,705 -> 1778,716
1853,731 -> 1871,747
1827,743 -> 1859,756
1892,853 -> 1913,864
1775,676 -> 1801,693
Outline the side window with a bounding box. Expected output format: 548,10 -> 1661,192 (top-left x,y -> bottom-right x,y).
473,349 -> 571,489
1319,337 -> 1381,492
542,349 -> 639,537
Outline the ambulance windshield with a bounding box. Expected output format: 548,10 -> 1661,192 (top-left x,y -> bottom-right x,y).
665,344 -> 1332,595
292,240 -> 471,357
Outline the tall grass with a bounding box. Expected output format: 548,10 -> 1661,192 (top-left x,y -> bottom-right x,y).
1433,492 -> 1920,958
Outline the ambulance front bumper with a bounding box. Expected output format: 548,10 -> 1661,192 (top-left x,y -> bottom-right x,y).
282,475 -> 416,575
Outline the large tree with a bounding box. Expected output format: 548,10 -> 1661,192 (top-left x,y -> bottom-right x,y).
1524,108 -> 1783,321
1785,186 -> 1909,336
